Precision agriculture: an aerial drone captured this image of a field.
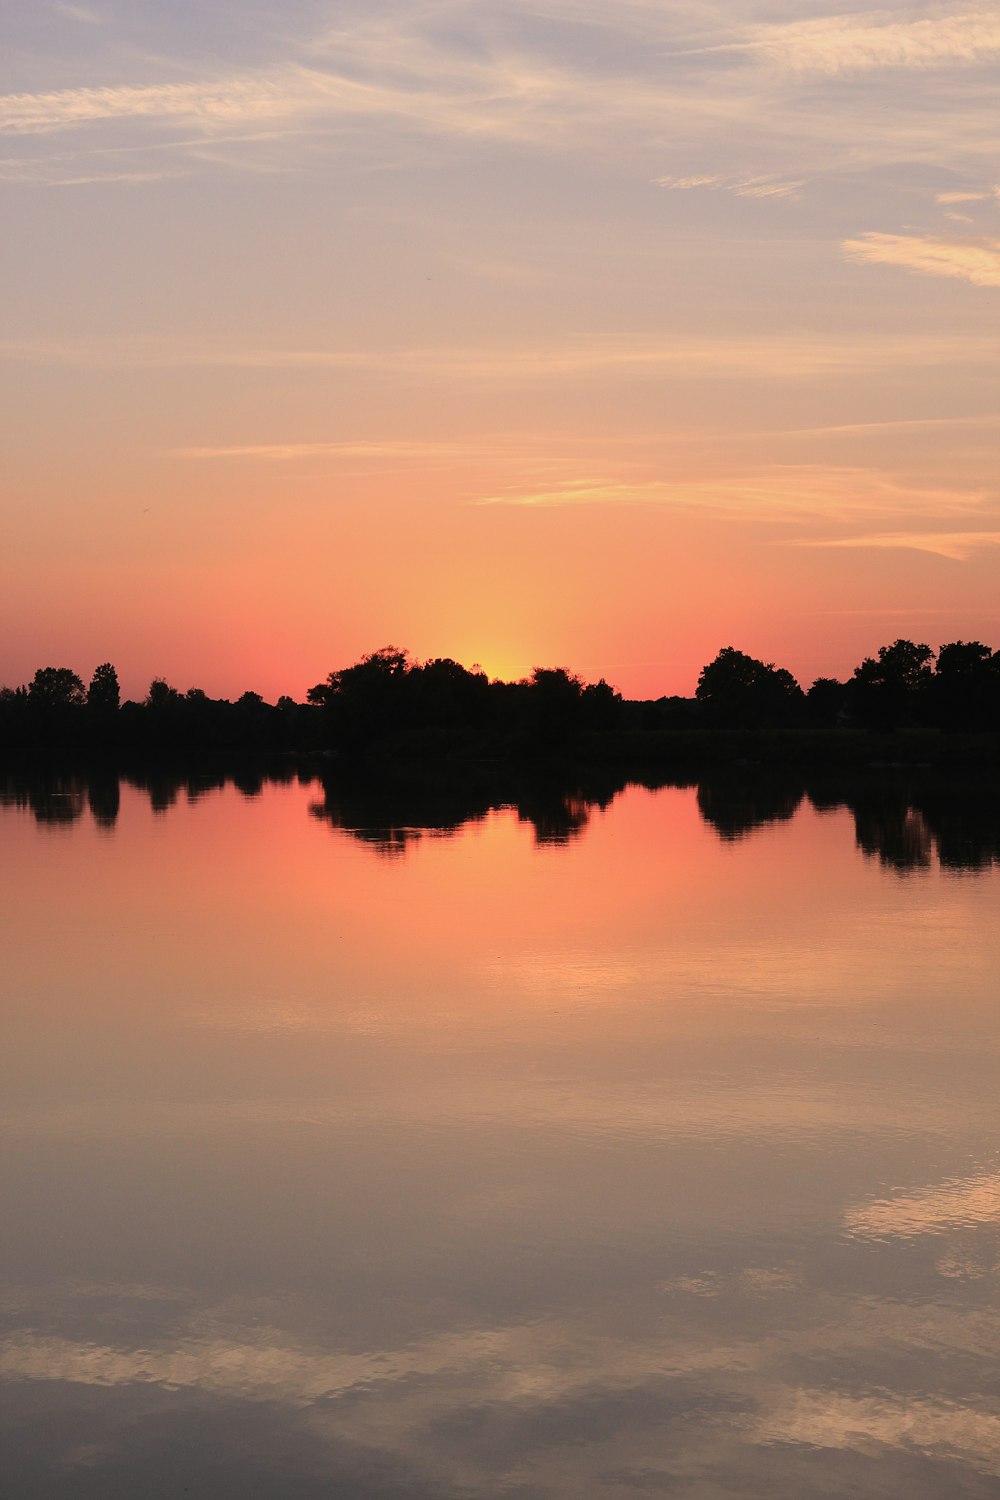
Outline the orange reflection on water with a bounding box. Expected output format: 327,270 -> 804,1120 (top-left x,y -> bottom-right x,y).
2,775 -> 1000,1498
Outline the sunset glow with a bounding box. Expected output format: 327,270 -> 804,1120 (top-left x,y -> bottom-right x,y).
3,2 -> 999,699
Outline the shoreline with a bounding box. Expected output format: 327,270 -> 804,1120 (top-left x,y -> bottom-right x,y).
3,727 -> 1000,773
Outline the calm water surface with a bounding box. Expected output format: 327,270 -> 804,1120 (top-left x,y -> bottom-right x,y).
2,769 -> 999,1498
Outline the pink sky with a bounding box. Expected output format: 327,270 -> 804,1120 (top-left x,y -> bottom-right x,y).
3,1 -> 999,700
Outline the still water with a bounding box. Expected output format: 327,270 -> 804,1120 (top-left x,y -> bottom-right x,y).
2,766 -> 999,1498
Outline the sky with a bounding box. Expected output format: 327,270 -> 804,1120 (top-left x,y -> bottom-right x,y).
2,0 -> 999,701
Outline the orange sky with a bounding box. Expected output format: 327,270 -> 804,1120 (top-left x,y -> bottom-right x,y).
3,2 -> 999,700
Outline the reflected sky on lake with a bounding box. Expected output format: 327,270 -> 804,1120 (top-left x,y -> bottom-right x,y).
2,771 -> 999,1498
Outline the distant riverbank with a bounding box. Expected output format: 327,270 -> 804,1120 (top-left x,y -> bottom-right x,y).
4,725 -> 1000,773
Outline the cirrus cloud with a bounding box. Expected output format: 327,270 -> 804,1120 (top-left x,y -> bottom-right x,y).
656,172 -> 804,199
787,529 -> 1000,561
843,232 -> 1000,287
750,5 -> 1000,75
474,467 -> 989,524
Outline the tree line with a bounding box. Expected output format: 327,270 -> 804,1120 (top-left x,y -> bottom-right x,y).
1,637 -> 999,755
690,639 -> 1000,733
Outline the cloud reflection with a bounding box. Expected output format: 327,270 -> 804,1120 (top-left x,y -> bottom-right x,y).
5,1282 -> 1000,1494
847,1170 -> 1000,1241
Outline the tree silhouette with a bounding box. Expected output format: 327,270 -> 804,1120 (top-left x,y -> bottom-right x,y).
582,678 -> 622,730
87,662 -> 120,715
932,640 -> 998,731
525,666 -> 584,745
851,639 -> 933,730
147,678 -> 182,707
308,647 -> 411,752
806,676 -> 848,728
696,647 -> 803,728
937,640 -> 991,677
28,666 -> 85,708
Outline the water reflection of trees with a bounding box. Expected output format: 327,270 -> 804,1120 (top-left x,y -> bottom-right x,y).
695,776 -> 805,842
0,763 -> 310,829
2,763 -> 998,872
308,767 -> 629,854
1,772 -> 88,827
809,779 -> 1000,873
308,774 -> 494,856
86,769 -> 120,829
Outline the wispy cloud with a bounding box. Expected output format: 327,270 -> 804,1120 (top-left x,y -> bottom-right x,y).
175,440 -> 481,462
935,188 -> 995,203
656,173 -> 719,190
48,168 -> 184,187
0,42 -> 719,152
3,332 -> 989,380
789,529 -> 1000,560
2,4 -> 996,193
750,6 -> 1000,75
51,1 -> 106,22
656,172 -> 803,199
0,69 -> 356,136
843,231 -> 1000,287
774,413 -> 1000,437
477,478 -> 671,507
475,467 -> 989,524
0,44 -> 764,198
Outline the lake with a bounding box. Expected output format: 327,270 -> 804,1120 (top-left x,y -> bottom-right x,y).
2,765 -> 999,1498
